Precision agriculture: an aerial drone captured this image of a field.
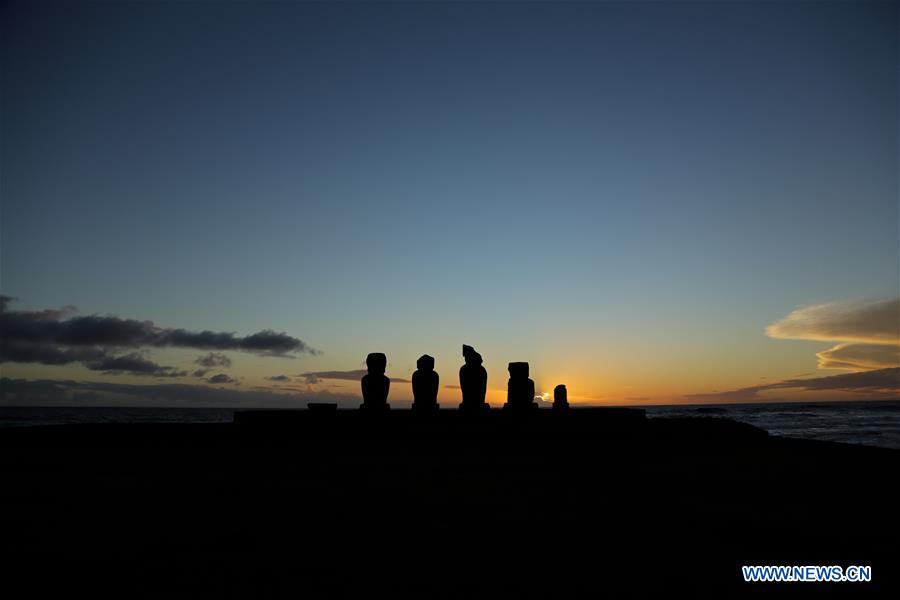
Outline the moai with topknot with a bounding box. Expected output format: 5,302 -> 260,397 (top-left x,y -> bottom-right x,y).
459,344 -> 488,412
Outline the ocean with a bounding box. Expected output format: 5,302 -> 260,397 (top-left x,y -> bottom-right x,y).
0,400 -> 898,449
644,400 -> 900,450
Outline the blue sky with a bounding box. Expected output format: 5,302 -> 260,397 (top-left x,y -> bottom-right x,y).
1,1 -> 897,405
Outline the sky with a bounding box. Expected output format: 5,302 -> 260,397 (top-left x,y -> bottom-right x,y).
1,0 -> 898,407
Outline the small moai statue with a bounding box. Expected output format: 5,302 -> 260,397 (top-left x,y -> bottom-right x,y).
411,354 -> 439,412
360,352 -> 390,411
553,384 -> 569,411
459,344 -> 489,411
504,362 -> 537,412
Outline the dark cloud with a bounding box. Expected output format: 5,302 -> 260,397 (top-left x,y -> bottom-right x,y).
444,384 -> 461,389
685,368 -> 900,402
195,352 -> 232,368
0,297 -> 319,378
0,299 -> 318,358
266,375 -> 291,382
0,341 -> 184,378
207,373 -> 237,385
0,377 -> 361,408
156,328 -> 317,356
87,352 -> 187,378
0,340 -> 108,365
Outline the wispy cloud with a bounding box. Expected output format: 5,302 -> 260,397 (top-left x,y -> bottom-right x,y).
816,343 -> 899,371
684,368 -> 899,403
300,370 -> 410,384
766,298 -> 899,371
766,298 -> 898,344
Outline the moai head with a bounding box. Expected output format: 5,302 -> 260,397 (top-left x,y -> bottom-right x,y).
417,354 -> 435,372
554,384 -> 568,404
508,362 -> 529,380
462,344 -> 483,366
366,352 -> 387,375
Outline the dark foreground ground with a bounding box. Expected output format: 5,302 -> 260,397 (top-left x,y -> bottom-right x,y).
1,408 -> 897,599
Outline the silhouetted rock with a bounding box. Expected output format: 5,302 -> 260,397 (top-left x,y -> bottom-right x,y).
504,361 -> 537,412
459,344 -> 489,411
308,402 -> 338,414
412,354 -> 439,412
361,352 -> 390,411
12,408 -> 900,600
553,384 -> 568,411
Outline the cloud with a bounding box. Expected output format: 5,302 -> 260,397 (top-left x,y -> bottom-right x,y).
816,343 -> 899,371
266,375 -> 291,382
190,354 -> 232,378
0,299 -> 318,357
86,352 -> 187,378
0,341 -> 109,365
207,373 -> 237,385
195,352 -> 232,368
685,368 -> 900,402
300,370 -> 366,383
767,298 -> 898,344
0,341 -> 184,378
766,298 -> 899,371
444,384 -> 461,389
0,377 -> 361,408
0,297 -> 319,378
299,369 -> 410,384
776,368 -> 899,392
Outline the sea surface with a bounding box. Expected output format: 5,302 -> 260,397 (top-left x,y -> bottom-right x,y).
1,401 -> 899,449
645,400 -> 900,450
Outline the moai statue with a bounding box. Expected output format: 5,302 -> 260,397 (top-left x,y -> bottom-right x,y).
459,344 -> 488,411
553,384 -> 569,411
360,352 -> 390,411
412,354 -> 439,412
504,362 -> 537,412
